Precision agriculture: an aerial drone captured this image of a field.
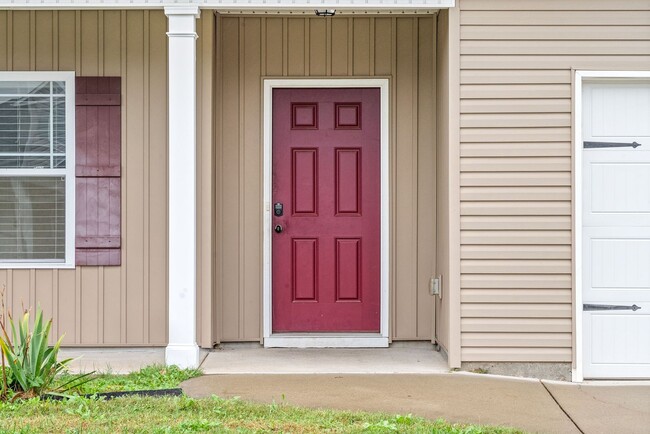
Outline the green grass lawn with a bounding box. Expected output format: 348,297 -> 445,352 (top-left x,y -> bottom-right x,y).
56,365 -> 202,394
0,366 -> 523,434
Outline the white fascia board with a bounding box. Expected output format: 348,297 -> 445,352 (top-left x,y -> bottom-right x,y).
0,0 -> 454,10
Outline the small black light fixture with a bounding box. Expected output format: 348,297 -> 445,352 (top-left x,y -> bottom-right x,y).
315,9 -> 336,17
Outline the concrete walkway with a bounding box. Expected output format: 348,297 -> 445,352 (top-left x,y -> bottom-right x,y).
182,373 -> 650,434
59,346 -> 650,433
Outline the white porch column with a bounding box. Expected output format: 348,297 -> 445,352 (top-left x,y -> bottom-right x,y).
165,6 -> 201,369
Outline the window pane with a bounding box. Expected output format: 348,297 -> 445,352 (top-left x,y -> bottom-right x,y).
0,156 -> 51,169
0,96 -> 52,156
0,177 -> 66,261
0,79 -> 67,168
52,81 -> 65,95
53,97 -> 66,158
0,81 -> 50,95
54,155 -> 66,168
0,81 -> 67,168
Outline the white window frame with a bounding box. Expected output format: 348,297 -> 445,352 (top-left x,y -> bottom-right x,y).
0,71 -> 75,269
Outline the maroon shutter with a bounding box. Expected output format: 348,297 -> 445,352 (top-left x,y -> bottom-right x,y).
75,77 -> 121,266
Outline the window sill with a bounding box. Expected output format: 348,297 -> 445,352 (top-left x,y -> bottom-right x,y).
0,261 -> 75,270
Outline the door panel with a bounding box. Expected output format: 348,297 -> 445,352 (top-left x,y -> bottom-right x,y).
584,308 -> 650,378
583,153 -> 650,227
272,88 -> 381,333
582,80 -> 650,379
584,228 -> 650,301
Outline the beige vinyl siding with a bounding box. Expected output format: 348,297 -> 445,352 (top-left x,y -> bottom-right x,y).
215,15 -> 437,342
0,10 -> 215,347
458,0 -> 650,362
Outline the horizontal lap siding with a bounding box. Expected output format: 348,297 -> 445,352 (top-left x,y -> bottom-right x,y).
458,0 -> 650,362
0,10 -> 185,346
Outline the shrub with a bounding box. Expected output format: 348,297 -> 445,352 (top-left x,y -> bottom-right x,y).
0,303 -> 92,401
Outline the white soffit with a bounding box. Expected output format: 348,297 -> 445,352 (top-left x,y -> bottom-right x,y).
0,0 -> 454,10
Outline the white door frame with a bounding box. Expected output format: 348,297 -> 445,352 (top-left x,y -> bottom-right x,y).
262,78 -> 390,348
573,70 -> 650,382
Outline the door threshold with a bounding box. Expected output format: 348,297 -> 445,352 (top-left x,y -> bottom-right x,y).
264,334 -> 389,348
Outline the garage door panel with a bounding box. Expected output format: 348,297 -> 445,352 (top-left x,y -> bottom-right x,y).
584,307 -> 650,378
585,82 -> 650,140
589,311 -> 650,364
582,80 -> 650,379
584,229 -> 650,303
590,237 -> 650,291
590,163 -> 650,212
584,154 -> 650,227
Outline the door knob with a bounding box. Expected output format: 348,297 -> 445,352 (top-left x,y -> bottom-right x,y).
274,224 -> 283,233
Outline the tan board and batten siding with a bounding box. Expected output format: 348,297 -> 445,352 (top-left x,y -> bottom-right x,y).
215,15 -> 437,342
0,10 -> 216,347
458,0 -> 650,362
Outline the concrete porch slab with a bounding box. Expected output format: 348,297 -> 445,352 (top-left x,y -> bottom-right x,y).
199,342 -> 449,374
59,348 -> 208,374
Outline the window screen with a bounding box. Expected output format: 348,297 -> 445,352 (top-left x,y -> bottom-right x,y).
0,177 -> 65,261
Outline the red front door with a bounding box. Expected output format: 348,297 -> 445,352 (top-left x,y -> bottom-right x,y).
272,88 -> 381,332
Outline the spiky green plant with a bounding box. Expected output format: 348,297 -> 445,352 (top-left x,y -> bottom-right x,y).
0,306 -> 93,400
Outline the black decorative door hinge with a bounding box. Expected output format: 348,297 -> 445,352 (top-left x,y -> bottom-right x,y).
583,304 -> 642,312
584,141 -> 643,149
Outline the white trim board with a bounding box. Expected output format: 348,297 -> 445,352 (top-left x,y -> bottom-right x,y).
264,334 -> 388,348
262,78 -> 390,348
0,0 -> 455,10
573,70 -> 650,382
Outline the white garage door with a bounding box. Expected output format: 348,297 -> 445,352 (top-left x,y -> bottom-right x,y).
582,80 -> 650,379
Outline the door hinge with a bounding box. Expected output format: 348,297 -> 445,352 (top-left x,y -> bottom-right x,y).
583,141 -> 643,149
429,276 -> 441,297
583,304 -> 642,312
